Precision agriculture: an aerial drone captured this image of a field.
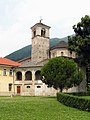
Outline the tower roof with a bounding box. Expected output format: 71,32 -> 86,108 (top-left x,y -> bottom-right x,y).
31,22 -> 51,29
50,41 -> 68,50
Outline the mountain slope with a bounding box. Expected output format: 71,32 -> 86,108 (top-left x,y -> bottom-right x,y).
5,45 -> 32,61
50,36 -> 68,47
5,36 -> 68,61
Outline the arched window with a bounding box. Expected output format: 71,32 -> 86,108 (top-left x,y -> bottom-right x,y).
33,29 -> 36,37
41,28 -> 45,37
25,71 -> 32,80
61,52 -> 64,56
35,70 -> 42,80
16,71 -> 22,80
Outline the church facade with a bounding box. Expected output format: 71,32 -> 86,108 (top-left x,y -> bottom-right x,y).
0,22 -> 86,96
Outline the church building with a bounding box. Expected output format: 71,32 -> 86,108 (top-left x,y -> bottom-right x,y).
0,21 -> 86,96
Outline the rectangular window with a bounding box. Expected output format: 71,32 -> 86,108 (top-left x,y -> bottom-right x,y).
9,84 -> 12,91
10,69 -> 13,76
3,69 -> 6,76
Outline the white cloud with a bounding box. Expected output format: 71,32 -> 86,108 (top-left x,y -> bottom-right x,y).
0,0 -> 90,57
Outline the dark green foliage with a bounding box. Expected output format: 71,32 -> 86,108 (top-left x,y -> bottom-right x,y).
41,57 -> 84,92
67,92 -> 90,96
57,92 -> 90,111
68,15 -> 90,91
68,15 -> 90,66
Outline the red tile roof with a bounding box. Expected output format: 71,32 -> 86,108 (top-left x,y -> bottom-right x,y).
0,58 -> 21,67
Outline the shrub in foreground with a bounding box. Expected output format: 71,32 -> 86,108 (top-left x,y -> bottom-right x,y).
67,92 -> 90,96
57,92 -> 90,112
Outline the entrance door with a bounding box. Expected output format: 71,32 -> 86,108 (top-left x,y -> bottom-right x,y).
17,86 -> 21,94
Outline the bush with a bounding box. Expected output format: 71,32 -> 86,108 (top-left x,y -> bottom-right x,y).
66,92 -> 90,96
57,92 -> 90,112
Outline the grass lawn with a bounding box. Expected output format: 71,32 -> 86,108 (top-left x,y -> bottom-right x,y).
0,96 -> 90,120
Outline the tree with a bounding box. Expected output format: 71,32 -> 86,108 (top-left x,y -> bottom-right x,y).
41,57 -> 83,92
68,15 -> 90,90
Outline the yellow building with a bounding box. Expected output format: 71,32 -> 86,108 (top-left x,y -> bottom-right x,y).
0,58 -> 20,96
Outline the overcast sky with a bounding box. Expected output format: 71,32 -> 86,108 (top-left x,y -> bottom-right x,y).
0,0 -> 90,57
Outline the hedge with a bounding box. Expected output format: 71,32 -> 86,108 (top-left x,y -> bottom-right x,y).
67,92 -> 90,96
57,92 -> 90,112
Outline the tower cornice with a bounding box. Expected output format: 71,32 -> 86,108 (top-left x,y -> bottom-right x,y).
32,35 -> 50,39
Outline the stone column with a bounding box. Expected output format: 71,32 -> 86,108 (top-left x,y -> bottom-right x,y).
32,70 -> 35,81
12,69 -> 16,95
31,70 -> 35,96
22,70 -> 25,95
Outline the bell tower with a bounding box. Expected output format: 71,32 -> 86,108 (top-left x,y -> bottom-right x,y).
31,21 -> 50,63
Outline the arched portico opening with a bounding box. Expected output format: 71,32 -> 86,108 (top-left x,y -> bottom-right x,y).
25,71 -> 32,80
35,70 -> 42,80
16,71 -> 22,80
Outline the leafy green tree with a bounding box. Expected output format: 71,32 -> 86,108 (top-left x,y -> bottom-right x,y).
68,15 -> 90,66
41,57 -> 83,92
68,15 -> 90,90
